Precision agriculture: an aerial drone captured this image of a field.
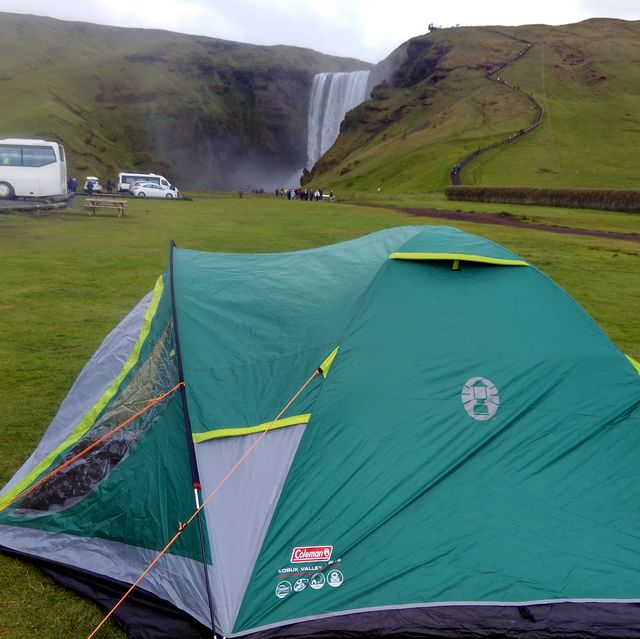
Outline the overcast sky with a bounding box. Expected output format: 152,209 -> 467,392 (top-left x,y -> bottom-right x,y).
1,0 -> 639,62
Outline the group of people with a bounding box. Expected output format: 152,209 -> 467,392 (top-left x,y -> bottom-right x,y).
275,188 -> 334,201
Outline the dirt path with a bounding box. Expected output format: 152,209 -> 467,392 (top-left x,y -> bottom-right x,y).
354,203 -> 640,244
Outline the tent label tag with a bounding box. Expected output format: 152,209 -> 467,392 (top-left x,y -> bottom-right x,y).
290,546 -> 333,563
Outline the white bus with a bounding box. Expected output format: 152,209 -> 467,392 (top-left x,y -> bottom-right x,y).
0,138 -> 67,199
117,172 -> 176,193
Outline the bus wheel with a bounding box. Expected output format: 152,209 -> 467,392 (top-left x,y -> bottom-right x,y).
0,181 -> 15,200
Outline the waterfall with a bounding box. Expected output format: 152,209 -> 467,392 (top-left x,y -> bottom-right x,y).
306,70 -> 371,168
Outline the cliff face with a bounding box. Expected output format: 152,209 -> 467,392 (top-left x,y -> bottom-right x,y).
308,32 -> 456,180
94,52 -> 322,188
0,13 -> 369,189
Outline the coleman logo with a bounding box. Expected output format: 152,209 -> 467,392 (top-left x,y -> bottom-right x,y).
461,377 -> 499,421
290,546 -> 333,563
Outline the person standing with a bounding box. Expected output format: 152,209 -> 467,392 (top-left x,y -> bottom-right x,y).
106,179 -> 113,195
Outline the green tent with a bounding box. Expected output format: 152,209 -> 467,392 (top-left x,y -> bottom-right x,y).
1,226 -> 640,638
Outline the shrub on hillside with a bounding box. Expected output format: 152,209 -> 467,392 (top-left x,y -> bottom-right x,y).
444,187 -> 640,213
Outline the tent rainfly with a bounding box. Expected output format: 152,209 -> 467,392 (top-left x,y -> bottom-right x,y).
1,226 -> 640,639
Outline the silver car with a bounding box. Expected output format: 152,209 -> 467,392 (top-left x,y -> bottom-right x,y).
132,182 -> 179,198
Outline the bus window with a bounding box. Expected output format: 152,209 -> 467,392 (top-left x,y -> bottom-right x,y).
0,145 -> 21,166
22,146 -> 57,167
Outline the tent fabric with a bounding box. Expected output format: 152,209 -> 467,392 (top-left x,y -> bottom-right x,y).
389,227 -> 529,265
234,242 -> 640,635
0,524 -> 213,629
197,424 -> 308,632
41,565 -> 209,639
171,227 -> 419,438
1,226 -> 640,639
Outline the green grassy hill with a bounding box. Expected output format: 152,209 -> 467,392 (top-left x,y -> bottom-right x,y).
309,19 -> 640,193
2,14 -> 639,193
0,12 -> 368,189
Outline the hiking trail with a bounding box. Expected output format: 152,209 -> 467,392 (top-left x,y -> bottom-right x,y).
450,34 -> 544,185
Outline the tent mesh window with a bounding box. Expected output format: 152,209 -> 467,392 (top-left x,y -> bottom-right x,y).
14,324 -> 178,515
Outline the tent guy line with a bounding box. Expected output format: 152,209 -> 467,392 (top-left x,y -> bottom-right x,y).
87,366 -> 322,639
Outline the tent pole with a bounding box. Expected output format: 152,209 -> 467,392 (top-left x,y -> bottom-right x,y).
169,240 -> 218,638
194,485 -> 217,639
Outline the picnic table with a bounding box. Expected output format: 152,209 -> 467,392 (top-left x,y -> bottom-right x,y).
84,197 -> 128,217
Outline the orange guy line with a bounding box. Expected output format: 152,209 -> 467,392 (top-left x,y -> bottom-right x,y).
87,368 -> 320,638
1,382 -> 184,513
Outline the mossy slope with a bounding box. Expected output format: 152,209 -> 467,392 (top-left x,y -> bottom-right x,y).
310,19 -> 640,193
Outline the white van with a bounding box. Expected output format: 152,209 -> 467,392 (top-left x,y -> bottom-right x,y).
117,172 -> 175,193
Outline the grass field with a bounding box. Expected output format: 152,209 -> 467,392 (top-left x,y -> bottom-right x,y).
0,194 -> 638,638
